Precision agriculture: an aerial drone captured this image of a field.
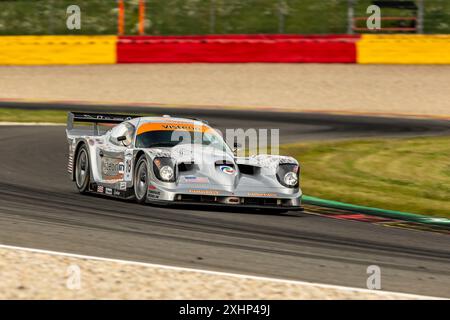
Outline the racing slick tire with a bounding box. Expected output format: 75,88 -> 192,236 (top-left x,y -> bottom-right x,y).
74,144 -> 91,194
134,155 -> 149,204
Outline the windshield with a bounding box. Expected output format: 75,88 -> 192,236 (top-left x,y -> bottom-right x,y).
135,130 -> 230,152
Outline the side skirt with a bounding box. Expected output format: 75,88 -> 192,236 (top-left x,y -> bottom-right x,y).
89,182 -> 135,200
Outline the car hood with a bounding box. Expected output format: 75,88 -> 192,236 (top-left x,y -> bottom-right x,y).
144,145 -> 298,191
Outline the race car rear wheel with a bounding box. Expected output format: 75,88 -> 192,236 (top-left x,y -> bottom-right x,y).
134,156 -> 148,204
75,145 -> 90,193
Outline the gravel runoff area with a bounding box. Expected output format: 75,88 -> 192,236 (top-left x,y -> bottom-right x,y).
0,64 -> 449,118
0,246 -> 438,300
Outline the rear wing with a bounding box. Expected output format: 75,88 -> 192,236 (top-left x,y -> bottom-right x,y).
67,112 -> 141,136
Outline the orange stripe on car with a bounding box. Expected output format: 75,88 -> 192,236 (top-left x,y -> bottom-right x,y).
137,122 -> 212,135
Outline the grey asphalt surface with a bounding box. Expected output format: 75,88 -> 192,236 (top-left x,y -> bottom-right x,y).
0,105 -> 449,298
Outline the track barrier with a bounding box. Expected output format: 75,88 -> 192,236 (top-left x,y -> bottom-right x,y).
0,36 -> 117,65
0,34 -> 448,65
117,35 -> 359,63
303,195 -> 450,228
357,34 -> 450,64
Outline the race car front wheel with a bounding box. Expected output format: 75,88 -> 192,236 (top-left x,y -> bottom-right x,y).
75,145 -> 90,193
134,156 -> 148,204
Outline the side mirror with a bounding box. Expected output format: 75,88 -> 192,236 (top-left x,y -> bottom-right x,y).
116,135 -> 130,147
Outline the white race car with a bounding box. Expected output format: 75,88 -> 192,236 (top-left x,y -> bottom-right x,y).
66,112 -> 303,212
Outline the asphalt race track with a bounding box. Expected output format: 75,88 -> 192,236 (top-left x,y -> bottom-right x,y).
0,104 -> 449,297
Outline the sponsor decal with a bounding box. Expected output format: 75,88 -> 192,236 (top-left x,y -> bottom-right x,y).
248,192 -> 276,197
118,162 -> 125,174
105,188 -> 113,195
119,182 -> 127,190
162,124 -> 201,131
147,190 -> 160,199
124,158 -> 133,181
180,176 -> 209,184
97,185 -> 104,193
113,190 -> 121,197
188,189 -> 220,196
102,158 -> 125,181
219,165 -> 235,175
102,160 -> 125,175
148,184 -> 157,190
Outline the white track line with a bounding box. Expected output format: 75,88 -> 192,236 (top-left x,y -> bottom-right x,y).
0,243 -> 443,299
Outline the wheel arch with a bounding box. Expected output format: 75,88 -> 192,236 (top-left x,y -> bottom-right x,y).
132,150 -> 146,184
135,150 -> 146,163
133,150 -> 150,204
72,139 -> 92,182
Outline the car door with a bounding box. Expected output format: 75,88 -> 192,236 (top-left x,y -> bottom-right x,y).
98,122 -> 135,186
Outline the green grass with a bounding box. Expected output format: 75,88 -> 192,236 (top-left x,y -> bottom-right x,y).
0,108 -> 68,123
0,108 -> 154,123
280,136 -> 450,218
0,0 -> 448,35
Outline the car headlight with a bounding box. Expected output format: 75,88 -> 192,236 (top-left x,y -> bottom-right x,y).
284,172 -> 298,187
276,163 -> 299,188
153,157 -> 176,182
159,165 -> 174,181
